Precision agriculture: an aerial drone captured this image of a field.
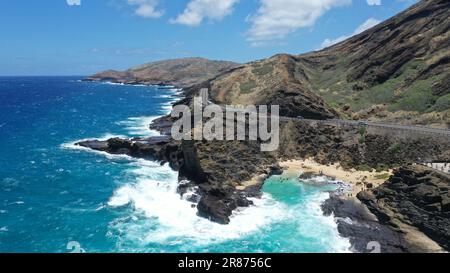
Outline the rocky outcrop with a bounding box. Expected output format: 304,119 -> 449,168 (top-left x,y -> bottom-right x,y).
77,0 -> 450,237
324,0 -> 450,88
76,116 -> 450,226
178,0 -> 450,127
322,195 -> 415,253
358,165 -> 450,251
183,54 -> 339,120
77,136 -> 183,171
86,1 -> 449,127
183,138 -> 280,224
196,183 -> 254,224
77,99 -> 450,222
75,133 -> 276,225
303,0 -> 450,127
85,57 -> 240,88
277,120 -> 450,170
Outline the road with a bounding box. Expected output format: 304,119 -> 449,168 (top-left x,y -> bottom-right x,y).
223,106 -> 450,136
199,89 -> 450,137
418,162 -> 450,174
281,117 -> 450,136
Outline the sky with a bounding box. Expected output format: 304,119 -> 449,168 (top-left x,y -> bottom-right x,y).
0,0 -> 418,76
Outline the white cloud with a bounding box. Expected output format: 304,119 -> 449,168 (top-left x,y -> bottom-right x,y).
246,0 -> 352,47
127,0 -> 163,18
170,0 -> 239,26
66,0 -> 81,6
320,17 -> 381,48
354,17 -> 381,33
366,0 -> 381,6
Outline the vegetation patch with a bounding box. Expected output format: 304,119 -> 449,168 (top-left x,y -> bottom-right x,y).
431,94 -> 450,112
240,80 -> 257,94
375,173 -> 391,180
311,58 -> 445,114
387,143 -> 403,154
357,164 -> 373,172
359,125 -> 367,144
375,163 -> 389,172
252,63 -> 274,76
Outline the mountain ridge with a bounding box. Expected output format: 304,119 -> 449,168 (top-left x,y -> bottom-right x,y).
87,0 -> 450,128
86,57 -> 240,88
186,0 -> 449,128
299,0 -> 450,127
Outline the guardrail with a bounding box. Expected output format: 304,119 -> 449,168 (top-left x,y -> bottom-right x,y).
208,100 -> 450,137
417,162 -> 450,174
283,117 -> 450,137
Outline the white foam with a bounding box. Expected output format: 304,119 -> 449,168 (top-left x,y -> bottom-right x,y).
62,134 -> 350,251
162,103 -> 174,114
60,134 -> 135,161
157,89 -> 182,115
116,116 -> 160,137
58,84 -> 350,251
161,96 -> 181,115
293,191 -> 351,253
102,81 -> 125,86
156,94 -> 173,99
8,201 -> 24,206
108,161 -> 287,246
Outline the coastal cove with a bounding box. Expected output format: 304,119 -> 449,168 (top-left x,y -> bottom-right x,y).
0,77 -> 353,253
70,77 -> 450,253
1,0 -> 450,257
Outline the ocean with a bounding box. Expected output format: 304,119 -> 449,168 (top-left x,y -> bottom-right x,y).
0,77 -> 350,253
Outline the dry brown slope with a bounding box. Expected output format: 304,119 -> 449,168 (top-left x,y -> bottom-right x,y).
86,57 -> 240,88
186,54 -> 339,120
302,0 -> 450,127
189,0 -> 449,127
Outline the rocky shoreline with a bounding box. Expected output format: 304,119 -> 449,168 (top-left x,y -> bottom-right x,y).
84,57 -> 240,89
78,1 -> 450,244
76,115 -> 279,225
76,136 -> 275,225
76,99 -> 450,251
77,132 -> 450,252
322,165 -> 449,253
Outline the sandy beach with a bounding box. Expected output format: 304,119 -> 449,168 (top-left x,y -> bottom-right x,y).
279,159 -> 392,196
236,158 -> 392,196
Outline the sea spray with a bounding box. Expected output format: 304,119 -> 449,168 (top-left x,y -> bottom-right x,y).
116,116 -> 160,137
108,160 -> 288,248
44,79 -> 350,252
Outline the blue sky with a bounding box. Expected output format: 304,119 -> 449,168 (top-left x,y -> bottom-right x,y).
0,0 -> 418,75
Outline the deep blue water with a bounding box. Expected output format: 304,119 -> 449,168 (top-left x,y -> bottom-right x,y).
0,77 -> 350,253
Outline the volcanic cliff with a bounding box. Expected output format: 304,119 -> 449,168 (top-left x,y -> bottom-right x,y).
85,57 -> 240,88
181,0 -> 450,127
79,0 -> 450,252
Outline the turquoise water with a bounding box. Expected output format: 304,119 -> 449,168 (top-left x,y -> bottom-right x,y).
0,77 -> 350,253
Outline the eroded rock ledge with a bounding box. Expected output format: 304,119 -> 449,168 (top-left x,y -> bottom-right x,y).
76,136 -> 279,225
323,165 -> 450,253
76,112 -> 450,252
77,114 -> 450,225
358,165 -> 450,252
